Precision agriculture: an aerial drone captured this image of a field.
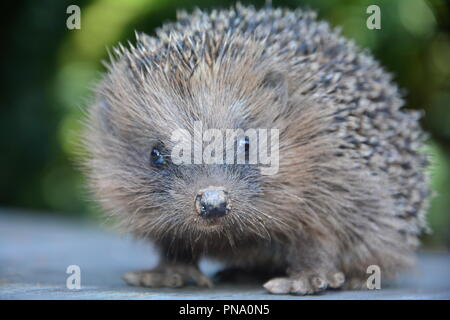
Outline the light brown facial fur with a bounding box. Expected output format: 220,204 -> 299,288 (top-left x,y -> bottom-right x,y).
81,5 -> 429,294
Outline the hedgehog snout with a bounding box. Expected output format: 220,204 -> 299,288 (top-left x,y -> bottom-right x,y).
195,187 -> 231,219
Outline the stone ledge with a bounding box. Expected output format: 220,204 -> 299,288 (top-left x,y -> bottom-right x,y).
1,209 -> 449,300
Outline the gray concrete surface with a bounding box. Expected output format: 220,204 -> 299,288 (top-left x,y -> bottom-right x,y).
1,209 -> 449,299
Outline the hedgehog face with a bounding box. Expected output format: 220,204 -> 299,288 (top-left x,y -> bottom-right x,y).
141,136 -> 264,232
87,108 -> 277,246
84,50 -> 299,248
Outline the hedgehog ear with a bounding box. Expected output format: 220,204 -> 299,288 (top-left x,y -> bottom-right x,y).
262,70 -> 288,107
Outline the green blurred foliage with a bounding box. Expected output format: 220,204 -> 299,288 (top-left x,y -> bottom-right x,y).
0,0 -> 449,247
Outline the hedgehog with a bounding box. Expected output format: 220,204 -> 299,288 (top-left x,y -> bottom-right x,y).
81,4 -> 430,295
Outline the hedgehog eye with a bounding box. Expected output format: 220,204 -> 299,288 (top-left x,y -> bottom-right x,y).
150,148 -> 166,167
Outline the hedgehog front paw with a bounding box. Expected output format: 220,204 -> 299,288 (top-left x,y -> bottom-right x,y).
123,264 -> 213,288
263,271 -> 345,295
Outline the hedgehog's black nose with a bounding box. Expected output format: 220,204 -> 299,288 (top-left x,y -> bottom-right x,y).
195,187 -> 230,219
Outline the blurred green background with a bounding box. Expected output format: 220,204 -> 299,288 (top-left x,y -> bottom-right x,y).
0,0 -> 449,248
